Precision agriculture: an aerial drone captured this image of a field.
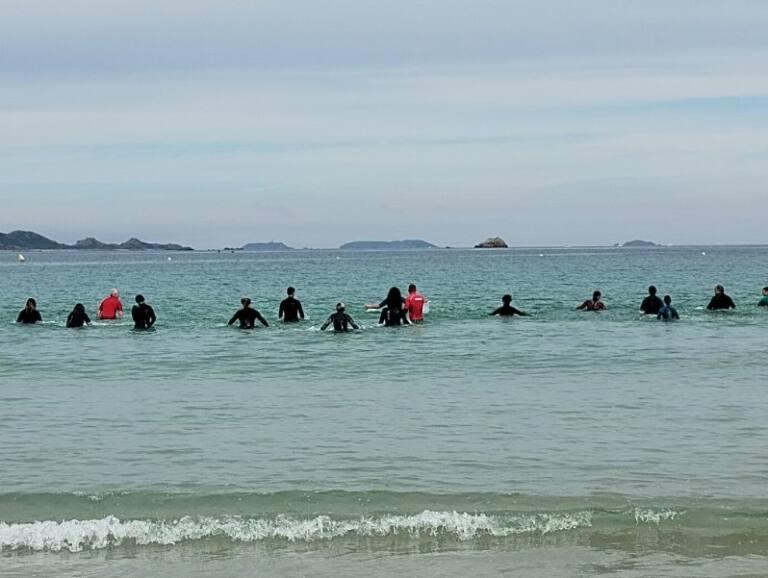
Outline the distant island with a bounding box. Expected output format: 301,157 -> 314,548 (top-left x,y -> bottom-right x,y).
474,237 -> 509,249
0,230 -> 193,251
618,239 -> 659,248
339,240 -> 437,250
241,242 -> 295,252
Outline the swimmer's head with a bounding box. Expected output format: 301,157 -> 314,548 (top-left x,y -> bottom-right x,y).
663,295 -> 672,305
502,294 -> 512,304
241,297 -> 252,307
336,302 -> 345,312
593,290 -> 602,301
408,284 -> 417,293
25,298 -> 37,309
287,286 -> 295,296
648,285 -> 657,295
714,284 -> 724,294
111,288 -> 119,298
135,294 -> 145,304
763,286 -> 768,296
74,303 -> 85,312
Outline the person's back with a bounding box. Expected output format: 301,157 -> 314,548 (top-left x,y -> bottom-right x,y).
131,295 -> 156,329
657,295 -> 679,321
490,294 -> 527,317
707,285 -> 736,310
640,286 -> 664,315
279,288 -> 304,323
229,298 -> 269,329
404,284 -> 427,322
321,303 -> 359,332
99,290 -> 124,320
66,304 -> 91,328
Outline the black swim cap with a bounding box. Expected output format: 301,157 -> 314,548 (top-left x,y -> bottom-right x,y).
135,294 -> 145,304
649,286 -> 657,295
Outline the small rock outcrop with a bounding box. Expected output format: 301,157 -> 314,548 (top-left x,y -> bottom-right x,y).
474,237 -> 509,249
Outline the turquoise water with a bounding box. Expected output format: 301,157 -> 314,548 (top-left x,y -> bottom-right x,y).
1,247 -> 767,576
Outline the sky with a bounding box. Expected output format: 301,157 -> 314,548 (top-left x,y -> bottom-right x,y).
1,0 -> 767,248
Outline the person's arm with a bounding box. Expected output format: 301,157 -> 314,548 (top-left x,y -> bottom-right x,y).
728,296 -> 736,309
148,306 -> 157,327
278,300 -> 284,320
255,309 -> 269,327
320,315 -> 332,331
228,311 -> 239,326
512,307 -> 527,316
298,301 -> 305,319
346,314 -> 360,330
576,301 -> 587,310
84,313 -> 91,325
489,307 -> 501,316
672,309 -> 680,320
35,311 -> 42,322
706,297 -> 716,310
116,300 -> 124,318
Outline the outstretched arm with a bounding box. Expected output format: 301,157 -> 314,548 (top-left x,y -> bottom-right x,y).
255,310 -> 269,327
320,316 -> 332,331
346,314 -> 360,330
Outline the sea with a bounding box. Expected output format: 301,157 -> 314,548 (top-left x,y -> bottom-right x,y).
1,246 -> 767,577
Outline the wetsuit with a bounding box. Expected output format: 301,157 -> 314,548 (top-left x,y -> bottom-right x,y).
228,307 -> 269,328
759,296 -> 768,307
657,305 -> 679,320
707,294 -> 736,310
640,295 -> 664,315
577,300 -> 605,311
17,309 -> 42,324
378,299 -> 409,326
279,297 -> 304,322
490,304 -> 526,317
132,303 -> 157,329
66,309 -> 91,328
321,312 -> 359,331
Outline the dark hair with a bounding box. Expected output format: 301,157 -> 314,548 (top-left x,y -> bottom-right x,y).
408,284 -> 417,293
663,295 -> 672,304
763,286 -> 768,293
592,290 -> 602,300
648,286 -> 657,295
241,297 -> 251,307
502,294 -> 512,303
26,298 -> 37,309
385,287 -> 403,309
287,287 -> 295,295
135,294 -> 145,304
715,285 -> 725,293
74,303 -> 85,312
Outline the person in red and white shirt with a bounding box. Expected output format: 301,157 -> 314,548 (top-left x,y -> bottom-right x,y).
404,283 -> 428,323
98,288 -> 124,320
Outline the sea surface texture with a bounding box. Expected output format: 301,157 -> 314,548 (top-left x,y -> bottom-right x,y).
1,247 -> 767,577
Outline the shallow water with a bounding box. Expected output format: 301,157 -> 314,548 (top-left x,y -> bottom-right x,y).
1,247 -> 767,576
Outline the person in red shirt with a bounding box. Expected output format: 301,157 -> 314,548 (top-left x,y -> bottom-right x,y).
404,283 -> 428,323
98,289 -> 124,320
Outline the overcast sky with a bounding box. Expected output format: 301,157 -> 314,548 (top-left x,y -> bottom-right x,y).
1,1 -> 767,248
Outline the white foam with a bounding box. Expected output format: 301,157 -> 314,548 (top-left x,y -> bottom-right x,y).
0,510 -> 593,553
633,507 -> 681,525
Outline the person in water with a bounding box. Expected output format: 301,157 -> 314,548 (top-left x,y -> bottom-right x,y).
490,294 -> 528,317
16,298 -> 42,324
279,287 -> 305,323
66,303 -> 91,328
707,285 -> 736,310
404,284 -> 428,323
366,287 -> 410,326
577,290 -> 606,311
320,303 -> 359,332
228,297 -> 269,329
98,289 -> 124,320
131,295 -> 156,330
640,285 -> 664,315
657,295 -> 680,321
758,287 -> 768,307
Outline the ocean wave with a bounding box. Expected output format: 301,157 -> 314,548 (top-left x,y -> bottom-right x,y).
0,510 -> 594,553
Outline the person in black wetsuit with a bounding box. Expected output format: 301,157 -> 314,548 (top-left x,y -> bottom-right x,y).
279,287 -> 304,323
707,285 -> 736,310
132,294 -> 157,330
366,287 -> 410,326
490,294 -> 528,317
66,303 -> 91,328
228,297 -> 269,329
640,285 -> 664,315
17,298 -> 42,324
657,295 -> 680,321
320,303 -> 359,332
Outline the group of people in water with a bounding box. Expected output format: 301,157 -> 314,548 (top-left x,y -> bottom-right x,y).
14,283 -> 768,331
